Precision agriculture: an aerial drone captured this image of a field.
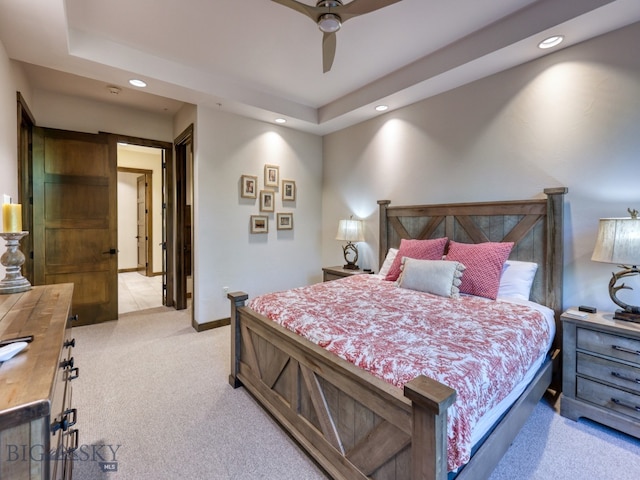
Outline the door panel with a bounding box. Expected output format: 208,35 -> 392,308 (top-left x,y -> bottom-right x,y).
32,127 -> 117,325
137,175 -> 147,273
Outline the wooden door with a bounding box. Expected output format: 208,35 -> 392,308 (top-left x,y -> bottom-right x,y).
136,175 -> 147,273
32,127 -> 118,325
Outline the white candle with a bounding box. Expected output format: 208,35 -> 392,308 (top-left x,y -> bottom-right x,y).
2,203 -> 22,232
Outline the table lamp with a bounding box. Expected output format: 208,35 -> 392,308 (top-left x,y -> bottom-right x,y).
335,216 -> 365,270
591,208 -> 640,322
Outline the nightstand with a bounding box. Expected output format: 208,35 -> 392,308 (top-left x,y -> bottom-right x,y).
561,309 -> 640,438
322,266 -> 373,282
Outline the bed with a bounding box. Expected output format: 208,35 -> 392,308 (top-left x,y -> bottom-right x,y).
228,187 -> 567,480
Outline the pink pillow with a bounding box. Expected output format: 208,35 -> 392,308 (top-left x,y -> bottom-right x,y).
384,238 -> 448,281
446,241 -> 514,299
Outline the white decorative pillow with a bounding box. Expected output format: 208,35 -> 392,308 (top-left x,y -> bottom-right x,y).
378,248 -> 398,278
397,258 -> 465,298
498,260 -> 538,301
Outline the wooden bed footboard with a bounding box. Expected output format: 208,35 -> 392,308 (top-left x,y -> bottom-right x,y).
228,292 -> 456,480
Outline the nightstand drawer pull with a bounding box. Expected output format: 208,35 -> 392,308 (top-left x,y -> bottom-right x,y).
612,345 -> 640,356
611,371 -> 640,384
611,397 -> 640,412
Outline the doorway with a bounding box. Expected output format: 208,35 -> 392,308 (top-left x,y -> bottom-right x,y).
116,143 -> 165,314
16,92 -> 182,324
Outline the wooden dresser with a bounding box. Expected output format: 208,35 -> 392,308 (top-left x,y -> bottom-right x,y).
561,309 -> 640,438
0,284 -> 77,480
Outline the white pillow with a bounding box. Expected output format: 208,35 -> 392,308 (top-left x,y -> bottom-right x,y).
397,258 -> 465,298
378,248 -> 398,278
498,260 -> 538,301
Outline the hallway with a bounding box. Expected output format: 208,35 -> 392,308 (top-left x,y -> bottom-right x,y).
118,271 -> 163,314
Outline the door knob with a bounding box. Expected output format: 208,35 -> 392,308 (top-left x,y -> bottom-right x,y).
102,248 -> 118,255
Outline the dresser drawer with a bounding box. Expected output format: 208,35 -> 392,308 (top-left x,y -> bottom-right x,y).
577,376 -> 640,421
577,327 -> 640,367
577,352 -> 640,395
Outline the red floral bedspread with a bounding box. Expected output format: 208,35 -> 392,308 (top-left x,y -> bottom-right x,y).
248,275 -> 552,471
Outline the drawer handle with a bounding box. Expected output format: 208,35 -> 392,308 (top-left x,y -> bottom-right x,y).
64,338 -> 75,348
51,417 -> 68,434
612,345 -> 640,356
67,428 -> 79,453
64,408 -> 77,428
69,366 -> 79,380
51,408 -> 77,434
611,371 -> 640,384
60,357 -> 74,370
611,397 -> 640,413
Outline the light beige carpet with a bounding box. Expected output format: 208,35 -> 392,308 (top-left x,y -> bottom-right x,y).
72,307 -> 328,480
71,306 -> 640,479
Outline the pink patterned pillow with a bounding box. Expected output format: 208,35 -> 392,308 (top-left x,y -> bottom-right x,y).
384,238 -> 448,281
446,241 -> 514,299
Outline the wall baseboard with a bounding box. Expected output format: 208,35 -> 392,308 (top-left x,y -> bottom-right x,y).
118,267 -> 143,273
193,317 -> 230,332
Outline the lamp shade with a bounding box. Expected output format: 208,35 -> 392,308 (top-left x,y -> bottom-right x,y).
591,217 -> 640,266
336,218 -> 364,243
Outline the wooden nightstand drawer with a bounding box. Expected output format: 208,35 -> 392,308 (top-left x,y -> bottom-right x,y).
577,352 -> 640,395
577,376 -> 640,421
577,327 -> 640,367
562,311 -> 640,438
322,266 -> 373,282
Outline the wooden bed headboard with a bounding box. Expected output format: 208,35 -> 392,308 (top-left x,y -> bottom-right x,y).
378,187 -> 568,319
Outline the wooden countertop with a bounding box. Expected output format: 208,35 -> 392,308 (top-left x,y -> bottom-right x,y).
0,284 -> 74,417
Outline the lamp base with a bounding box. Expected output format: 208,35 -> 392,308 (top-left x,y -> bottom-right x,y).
613,309 -> 640,324
341,242 -> 360,271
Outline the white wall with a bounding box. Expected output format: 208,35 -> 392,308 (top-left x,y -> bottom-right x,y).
322,22 -> 640,314
193,107 -> 323,324
32,90 -> 174,140
0,55 -> 31,279
117,172 -> 138,269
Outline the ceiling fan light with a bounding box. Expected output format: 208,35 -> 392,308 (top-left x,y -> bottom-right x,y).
318,13 -> 341,33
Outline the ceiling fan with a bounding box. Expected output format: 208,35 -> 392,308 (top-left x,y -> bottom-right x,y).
272,0 -> 403,73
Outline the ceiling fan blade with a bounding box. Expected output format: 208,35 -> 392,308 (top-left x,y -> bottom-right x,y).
340,0 -> 403,21
322,32 -> 337,73
271,0 -> 319,22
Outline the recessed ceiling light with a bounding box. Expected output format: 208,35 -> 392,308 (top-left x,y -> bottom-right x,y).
275,118 -> 287,124
538,35 -> 564,49
129,79 -> 147,88
375,105 -> 389,112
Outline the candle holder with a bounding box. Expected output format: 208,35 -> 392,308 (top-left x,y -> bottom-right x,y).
0,231 -> 32,294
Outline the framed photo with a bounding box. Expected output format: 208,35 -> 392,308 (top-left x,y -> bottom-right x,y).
250,215 -> 268,234
282,179 -> 296,202
277,213 -> 293,230
264,164 -> 279,188
240,175 -> 258,199
259,190 -> 275,212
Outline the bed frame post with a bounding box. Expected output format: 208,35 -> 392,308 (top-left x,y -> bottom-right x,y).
378,200 -> 391,270
543,187 -> 568,346
227,291 -> 248,388
404,375 -> 456,480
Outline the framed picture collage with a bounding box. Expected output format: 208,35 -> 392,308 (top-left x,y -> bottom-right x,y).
241,164 -> 296,234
